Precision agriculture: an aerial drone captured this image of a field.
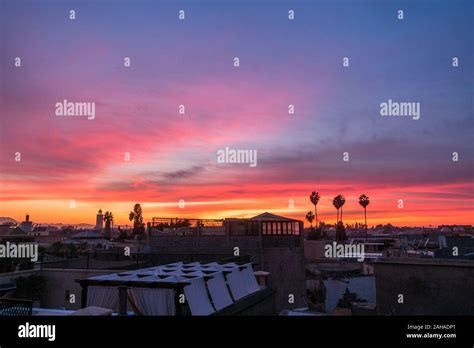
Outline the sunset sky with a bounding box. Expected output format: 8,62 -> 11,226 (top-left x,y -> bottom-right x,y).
1,0 -> 473,227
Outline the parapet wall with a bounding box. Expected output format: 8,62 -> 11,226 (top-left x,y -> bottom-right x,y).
150,235 -> 261,252
375,258 -> 474,315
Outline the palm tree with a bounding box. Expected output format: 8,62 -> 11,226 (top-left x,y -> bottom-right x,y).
338,195 -> 346,222
309,191 -> 321,228
332,195 -> 346,223
129,203 -> 145,235
358,194 -> 370,239
306,211 -> 315,228
333,196 -> 340,223
103,211 -> 114,240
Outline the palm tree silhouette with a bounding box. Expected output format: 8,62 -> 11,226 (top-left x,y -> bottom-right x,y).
332,195 -> 346,223
338,195 -> 346,222
333,196 -> 340,223
358,194 -> 370,239
103,211 -> 114,240
129,203 -> 145,235
309,191 -> 321,228
306,211 -> 315,228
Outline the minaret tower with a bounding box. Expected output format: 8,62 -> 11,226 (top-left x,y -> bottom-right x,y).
96,209 -> 104,230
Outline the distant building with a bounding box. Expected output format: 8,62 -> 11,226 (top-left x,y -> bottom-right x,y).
435,236 -> 474,259
0,222 -> 16,236
19,214 -> 33,234
438,224 -> 472,233
95,210 -> 103,230
0,216 -> 35,244
30,225 -> 60,236
63,230 -> 112,250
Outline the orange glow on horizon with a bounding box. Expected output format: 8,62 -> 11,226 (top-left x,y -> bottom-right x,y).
2,186 -> 472,228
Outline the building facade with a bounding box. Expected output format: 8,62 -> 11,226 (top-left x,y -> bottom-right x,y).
149,212 -> 306,311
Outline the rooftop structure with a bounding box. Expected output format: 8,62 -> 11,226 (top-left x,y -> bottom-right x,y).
19,214 -> 33,234
148,212 -> 306,310
77,261 -> 274,315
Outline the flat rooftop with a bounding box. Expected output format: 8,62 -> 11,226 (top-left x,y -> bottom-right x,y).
375,257 -> 474,268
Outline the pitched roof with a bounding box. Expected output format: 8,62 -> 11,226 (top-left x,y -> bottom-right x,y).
249,212 -> 297,221
71,231 -> 102,239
